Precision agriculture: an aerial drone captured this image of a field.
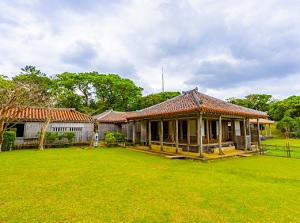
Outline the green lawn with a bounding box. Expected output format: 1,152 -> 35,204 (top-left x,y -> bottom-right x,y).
1,147 -> 300,223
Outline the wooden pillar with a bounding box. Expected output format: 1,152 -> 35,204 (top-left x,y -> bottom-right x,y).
175,118 -> 179,153
243,118 -> 247,151
206,119 -> 209,144
218,115 -> 224,155
247,119 -> 251,149
198,113 -> 204,157
148,120 -> 151,149
264,124 -> 266,137
187,118 -> 190,152
132,121 -> 136,146
257,118 -> 261,150
269,124 -> 272,137
160,119 -> 163,151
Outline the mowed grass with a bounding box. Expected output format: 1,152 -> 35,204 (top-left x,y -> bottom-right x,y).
1,148 -> 300,223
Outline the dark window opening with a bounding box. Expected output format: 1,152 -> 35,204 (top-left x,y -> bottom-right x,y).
211,121 -> 217,139
151,121 -> 159,141
8,123 -> 25,137
163,121 -> 169,141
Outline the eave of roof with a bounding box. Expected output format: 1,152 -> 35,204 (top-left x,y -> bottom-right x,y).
249,118 -> 275,124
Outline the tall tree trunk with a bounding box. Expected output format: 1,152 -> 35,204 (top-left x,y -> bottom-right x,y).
0,119 -> 6,152
38,110 -> 52,150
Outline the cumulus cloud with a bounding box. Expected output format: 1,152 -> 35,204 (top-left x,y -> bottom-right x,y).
0,0 -> 300,99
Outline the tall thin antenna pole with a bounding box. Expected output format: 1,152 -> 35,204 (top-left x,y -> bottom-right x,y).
162,66 -> 164,92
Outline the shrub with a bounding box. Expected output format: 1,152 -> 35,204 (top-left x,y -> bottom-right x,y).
63,131 -> 75,144
44,132 -> 60,145
114,132 -> 125,142
105,132 -> 116,147
2,131 -> 16,151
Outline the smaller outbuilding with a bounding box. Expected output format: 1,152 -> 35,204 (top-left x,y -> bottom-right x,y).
94,110 -> 137,142
9,108 -> 94,146
250,118 -> 275,139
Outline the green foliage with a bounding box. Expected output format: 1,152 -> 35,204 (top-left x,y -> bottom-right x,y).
226,94 -> 274,112
92,73 -> 143,112
104,132 -> 116,147
269,95 -> 300,121
104,132 -> 125,142
37,131 -> 75,146
268,96 -> 300,138
276,116 -> 299,138
44,132 -> 60,144
13,66 -> 54,105
2,131 -> 16,151
113,132 -> 125,142
104,132 -> 125,147
53,72 -> 143,114
130,91 -> 181,110
63,131 -> 75,144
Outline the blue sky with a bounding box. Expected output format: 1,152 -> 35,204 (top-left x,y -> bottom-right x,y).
1,0 -> 300,100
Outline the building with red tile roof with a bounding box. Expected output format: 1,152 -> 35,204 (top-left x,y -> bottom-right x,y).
94,88 -> 268,156
94,110 -> 136,141
5,107 -> 94,146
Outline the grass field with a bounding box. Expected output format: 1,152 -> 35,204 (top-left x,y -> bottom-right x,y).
1,147 -> 300,223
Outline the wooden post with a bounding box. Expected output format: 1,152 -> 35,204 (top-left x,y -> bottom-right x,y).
148,120 -> 151,149
198,113 -> 204,157
187,118 -> 190,152
160,119 -> 163,151
257,118 -> 261,151
218,115 -> 224,155
132,121 -> 136,146
247,119 -> 251,147
269,124 -> 272,137
243,118 -> 247,151
175,118 -> 179,153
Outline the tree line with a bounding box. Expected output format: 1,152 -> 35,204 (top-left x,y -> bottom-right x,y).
1,65 -> 299,151
0,66 -> 179,151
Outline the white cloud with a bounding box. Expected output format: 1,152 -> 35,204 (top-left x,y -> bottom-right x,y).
0,0 -> 300,99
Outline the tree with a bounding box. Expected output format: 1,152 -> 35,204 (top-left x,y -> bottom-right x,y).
13,66 -> 57,150
53,72 -> 96,114
226,94 -> 274,112
130,91 -> 181,110
0,75 -> 42,151
92,73 -> 143,112
276,116 -> 299,138
268,96 -> 300,121
269,96 -> 300,138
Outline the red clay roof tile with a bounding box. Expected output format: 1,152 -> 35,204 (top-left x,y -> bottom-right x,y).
5,108 -> 93,122
94,110 -> 134,123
